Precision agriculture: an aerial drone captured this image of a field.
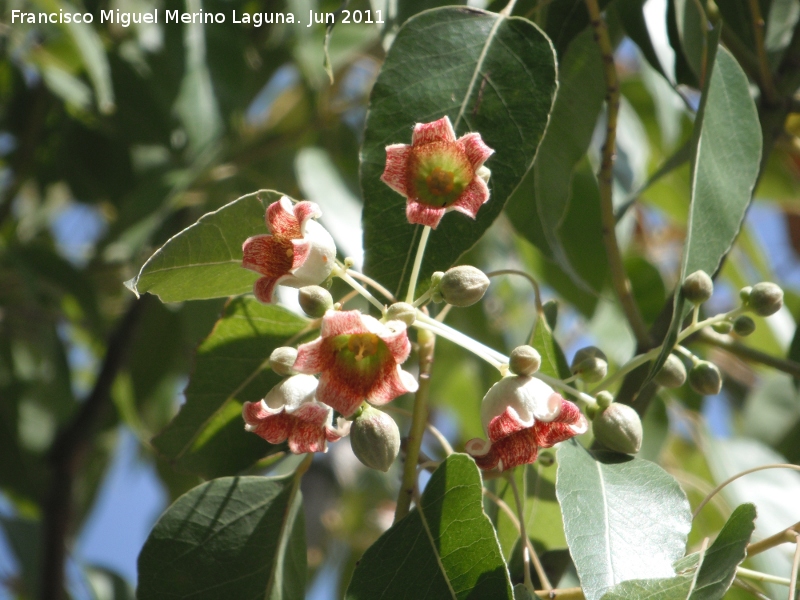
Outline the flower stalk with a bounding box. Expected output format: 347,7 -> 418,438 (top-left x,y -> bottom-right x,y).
406,225 -> 432,303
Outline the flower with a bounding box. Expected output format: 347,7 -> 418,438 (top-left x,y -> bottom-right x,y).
465,376 -> 587,472
242,374 -> 349,454
381,116 -> 494,229
293,310 -> 418,418
242,197 -> 336,303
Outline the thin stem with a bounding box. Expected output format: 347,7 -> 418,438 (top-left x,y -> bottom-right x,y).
499,0 -> 518,16
693,464 -> 800,519
698,329 -> 800,379
385,405 -> 454,455
748,0 -> 780,104
435,304 -> 453,322
394,328 -> 435,523
406,225 -> 432,304
485,269 -> 543,311
535,587 -> 584,599
412,288 -> 435,308
507,473 -> 536,596
748,522 -> 800,556
789,533 -> 800,600
737,567 -> 792,587
534,371 -> 597,406
346,270 -> 397,303
584,0 -> 650,346
733,577 -> 772,600
414,313 -> 508,368
335,267 -> 386,313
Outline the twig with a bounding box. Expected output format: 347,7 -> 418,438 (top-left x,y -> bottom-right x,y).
747,522 -> 800,556
697,329 -> 800,379
748,0 -> 779,104
737,567 -> 792,587
346,270 -> 397,303
584,0 -> 650,346
485,269 -> 543,311
789,532 -> 800,600
40,297 -> 146,600
535,587 -> 584,599
693,464 -> 800,519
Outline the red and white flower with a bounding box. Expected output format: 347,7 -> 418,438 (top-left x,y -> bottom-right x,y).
293,310 -> 418,418
381,116 -> 494,229
465,376 -> 588,472
242,197 -> 336,303
242,374 -> 349,454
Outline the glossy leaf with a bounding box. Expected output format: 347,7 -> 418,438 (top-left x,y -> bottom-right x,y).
360,7 -> 557,298
152,298 -> 308,478
556,441 -> 692,600
137,474 -> 306,599
128,191 -> 283,303
647,41 -> 762,384
600,574 -> 695,600
345,453 -> 514,600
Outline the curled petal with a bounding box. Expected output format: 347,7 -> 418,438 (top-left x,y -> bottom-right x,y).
243,402 -> 294,445
533,399 -> 588,448
375,321 -> 412,364
294,338 -> 336,374
459,133 -> 495,168
412,116 -> 457,145
381,145 -> 412,196
406,201 -> 446,229
486,406 -> 530,443
450,177 -> 490,220
466,430 -> 539,472
253,276 -> 280,303
465,438 -> 500,471
267,197 -> 303,239
293,201 -> 322,229
320,310 -> 370,337
480,376 -> 558,437
367,366 -> 419,406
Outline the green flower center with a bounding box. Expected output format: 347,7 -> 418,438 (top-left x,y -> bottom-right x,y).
347,333 -> 380,361
409,142 -> 473,208
330,333 -> 389,383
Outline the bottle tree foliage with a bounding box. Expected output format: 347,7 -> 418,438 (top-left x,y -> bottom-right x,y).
3,0 -> 800,598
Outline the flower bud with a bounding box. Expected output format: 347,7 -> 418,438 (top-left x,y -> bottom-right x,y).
655,354 -> 687,389
298,285 -> 333,318
592,403 -> 643,454
269,347 -> 298,376
739,286 -> 752,304
349,405 -> 401,472
688,361 -> 722,395
430,272 -> 444,303
748,282 -> 783,317
681,270 -> 714,305
585,404 -> 599,420
537,451 -> 555,467
509,345 -> 541,376
386,302 -> 416,326
595,391 -> 613,410
571,346 -> 608,383
437,266 -> 490,307
711,321 -> 733,334
733,315 -> 756,336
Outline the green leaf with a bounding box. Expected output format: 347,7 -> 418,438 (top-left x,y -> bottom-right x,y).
128,190 -> 283,303
544,0 -> 613,57
506,30 -> 607,294
152,298 -> 308,478
395,0 -> 467,27
530,306 -> 571,381
674,0 -> 709,82
647,40 -> 762,385
615,0 -> 669,80
137,473 -> 306,600
600,574 -> 695,600
556,441 -> 692,600
345,453 -> 514,600
0,516 -> 42,599
360,7 -> 557,298
690,503 -> 756,600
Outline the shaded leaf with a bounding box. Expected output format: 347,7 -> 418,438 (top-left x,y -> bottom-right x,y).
345,453 -> 514,600
361,7 -> 557,298
544,0 -> 613,57
137,474 -> 306,600
674,0 -> 709,82
647,41 -> 761,385
556,441 -> 692,600
152,298 -> 308,478
615,0 -> 669,79
128,191 -> 283,303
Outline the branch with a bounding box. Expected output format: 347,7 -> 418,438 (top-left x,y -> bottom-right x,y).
40,297 -> 147,600
748,0 -> 779,104
696,329 -> 800,379
584,0 -> 651,346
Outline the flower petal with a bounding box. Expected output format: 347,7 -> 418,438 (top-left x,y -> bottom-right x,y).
375,321 -> 412,364
288,420 -> 328,453
406,199 -> 446,228
465,438 -> 500,471
289,220 -> 336,286
242,402 -> 294,445
267,197 -> 303,239
294,338 -> 336,374
533,399 -> 587,448
486,406 -> 530,443
253,276 -> 280,303
458,133 -> 494,168
320,310 -> 369,337
368,366 -> 418,406
381,144 -> 412,196
242,235 -> 294,278
293,201 -> 322,228
316,370 -> 366,417
491,430 -> 539,471
450,177 -> 490,220
412,116 -> 456,145
292,401 -> 332,426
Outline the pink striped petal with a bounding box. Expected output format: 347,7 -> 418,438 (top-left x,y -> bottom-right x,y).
267,197 -> 302,239
451,177 -> 490,220
492,430 -> 539,471
253,276 -> 280,303
242,404 -> 294,445
288,420 -> 328,453
316,370 -> 365,418
367,367 -> 418,406
487,406 -> 529,443
412,116 -> 456,145
294,338 -> 335,374
242,235 -> 294,277
320,310 -> 369,337
376,323 -> 412,364
532,399 -> 587,447
406,200 -> 446,228
292,401 -> 332,426
290,239 -> 311,270
459,133 -> 494,168
465,438 -> 500,471
381,145 -> 412,196
293,201 -> 322,228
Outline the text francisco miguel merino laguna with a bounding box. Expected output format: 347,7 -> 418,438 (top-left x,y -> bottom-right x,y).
11,8 -> 385,27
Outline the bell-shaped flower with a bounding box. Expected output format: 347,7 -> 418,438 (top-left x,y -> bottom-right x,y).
242,374 -> 349,454
465,376 -> 587,472
242,197 -> 337,303
381,116 -> 494,229
293,310 -> 418,418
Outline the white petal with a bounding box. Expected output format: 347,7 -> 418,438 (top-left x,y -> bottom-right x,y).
290,219 -> 337,286
480,375 -> 558,434
263,374 -> 318,411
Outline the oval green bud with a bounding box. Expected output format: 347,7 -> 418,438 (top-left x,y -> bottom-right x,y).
595,391 -> 613,410
438,265 -> 490,307
298,285 -> 333,318
585,404 -> 599,420
537,451 -> 555,467
681,270 -> 714,305
571,346 -> 608,383
688,361 -> 722,395
386,302 -> 416,326
711,321 -> 733,334
748,282 -> 784,317
655,354 -> 687,389
509,345 -> 541,376
592,403 -> 643,454
269,347 -> 298,376
739,286 -> 752,304
349,405 -> 401,472
733,315 -> 756,336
